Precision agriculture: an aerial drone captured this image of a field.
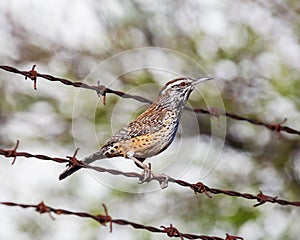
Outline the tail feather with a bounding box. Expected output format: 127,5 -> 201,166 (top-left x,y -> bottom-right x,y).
59,165 -> 82,180
59,150 -> 106,180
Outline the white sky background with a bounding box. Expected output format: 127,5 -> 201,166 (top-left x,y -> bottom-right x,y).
0,0 -> 300,239
0,0 -> 105,51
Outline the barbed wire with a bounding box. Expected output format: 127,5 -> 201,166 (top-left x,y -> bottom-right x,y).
0,65 -> 297,240
1,65 -> 299,137
1,140 -> 299,208
0,200 -> 243,240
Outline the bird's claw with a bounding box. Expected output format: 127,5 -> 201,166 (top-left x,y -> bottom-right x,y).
138,164 -> 170,189
138,163 -> 152,183
156,173 -> 169,189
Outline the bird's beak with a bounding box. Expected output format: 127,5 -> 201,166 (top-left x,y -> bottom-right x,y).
192,77 -> 213,86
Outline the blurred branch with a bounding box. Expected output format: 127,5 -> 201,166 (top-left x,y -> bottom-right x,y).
0,200 -> 242,240
1,65 -> 299,137
1,140 -> 299,208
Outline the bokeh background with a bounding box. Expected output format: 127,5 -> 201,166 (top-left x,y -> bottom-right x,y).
0,1 -> 300,239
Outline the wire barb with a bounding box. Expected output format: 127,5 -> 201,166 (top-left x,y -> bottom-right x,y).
254,191 -> 278,207
161,224 -> 184,240
270,118 -> 287,140
225,233 -> 244,240
96,80 -> 107,105
191,182 -> 212,198
65,148 -> 81,167
98,203 -> 113,233
4,139 -> 20,165
208,107 -> 224,127
36,201 -> 55,220
25,65 -> 38,90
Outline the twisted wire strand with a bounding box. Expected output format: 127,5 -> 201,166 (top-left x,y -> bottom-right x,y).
0,141 -> 299,208
0,200 -> 244,240
0,65 -> 299,137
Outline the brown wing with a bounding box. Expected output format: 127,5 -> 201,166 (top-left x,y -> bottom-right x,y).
103,104 -> 169,147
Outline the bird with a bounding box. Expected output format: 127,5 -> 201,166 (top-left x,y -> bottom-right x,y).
59,76 -> 212,187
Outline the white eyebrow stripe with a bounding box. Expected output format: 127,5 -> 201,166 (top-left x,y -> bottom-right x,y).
165,77 -> 186,87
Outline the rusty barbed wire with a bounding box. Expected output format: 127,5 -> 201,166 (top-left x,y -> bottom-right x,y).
0,200 -> 241,240
1,140 -> 299,208
0,65 -> 299,137
0,65 -> 151,104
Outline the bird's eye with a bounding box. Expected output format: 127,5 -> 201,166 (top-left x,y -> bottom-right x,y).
180,82 -> 186,87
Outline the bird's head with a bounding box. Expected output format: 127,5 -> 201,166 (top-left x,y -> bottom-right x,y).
156,77 -> 213,111
159,77 -> 212,99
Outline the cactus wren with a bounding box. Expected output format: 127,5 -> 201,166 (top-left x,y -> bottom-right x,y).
59,77 -> 212,187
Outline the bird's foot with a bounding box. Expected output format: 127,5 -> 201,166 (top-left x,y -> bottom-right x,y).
127,155 -> 153,183
138,163 -> 152,184
127,155 -> 169,188
138,166 -> 170,189
152,172 -> 170,189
